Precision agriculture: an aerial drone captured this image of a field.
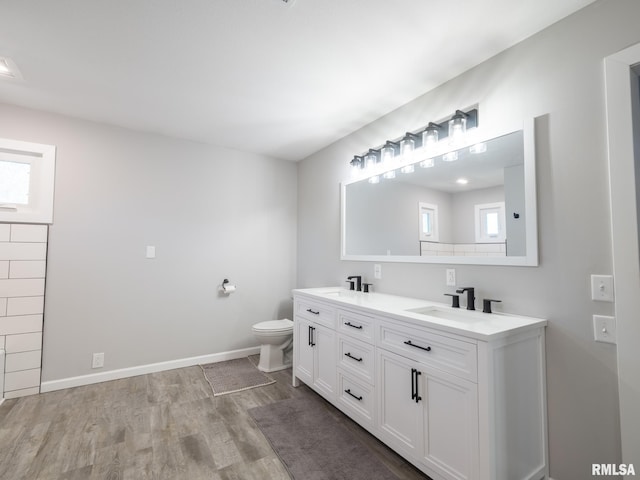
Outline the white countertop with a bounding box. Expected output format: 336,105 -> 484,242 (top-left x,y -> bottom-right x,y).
293,287 -> 547,341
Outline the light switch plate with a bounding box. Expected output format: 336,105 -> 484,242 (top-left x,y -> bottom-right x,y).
146,245 -> 156,259
593,315 -> 616,344
591,274 -> 614,302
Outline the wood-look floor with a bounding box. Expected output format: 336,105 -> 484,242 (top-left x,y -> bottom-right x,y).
0,365 -> 429,480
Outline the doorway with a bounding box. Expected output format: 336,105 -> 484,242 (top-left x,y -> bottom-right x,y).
604,42 -> 640,465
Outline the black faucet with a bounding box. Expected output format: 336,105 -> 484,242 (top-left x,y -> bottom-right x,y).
347,276 -> 362,292
444,293 -> 460,308
482,299 -> 502,313
456,287 -> 475,310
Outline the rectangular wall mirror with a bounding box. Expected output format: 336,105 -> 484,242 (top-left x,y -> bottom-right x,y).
341,119 -> 538,266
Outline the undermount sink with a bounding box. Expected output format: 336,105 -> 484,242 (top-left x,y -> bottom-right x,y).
405,306 -> 485,322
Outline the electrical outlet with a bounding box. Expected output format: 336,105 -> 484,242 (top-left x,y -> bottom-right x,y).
374,264 -> 382,279
593,315 -> 616,344
446,269 -> 456,286
92,352 -> 105,369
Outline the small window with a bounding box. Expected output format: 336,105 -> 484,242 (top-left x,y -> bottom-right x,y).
0,138 -> 56,224
419,202 -> 439,242
0,158 -> 31,205
475,202 -> 505,243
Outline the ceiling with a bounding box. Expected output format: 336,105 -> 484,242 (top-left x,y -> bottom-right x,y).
0,0 -> 597,161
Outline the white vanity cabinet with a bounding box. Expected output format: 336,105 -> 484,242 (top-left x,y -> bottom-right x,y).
293,297 -> 337,401
292,288 -> 548,480
377,318 -> 480,480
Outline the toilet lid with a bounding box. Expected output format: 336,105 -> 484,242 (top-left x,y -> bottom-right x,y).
253,319 -> 293,333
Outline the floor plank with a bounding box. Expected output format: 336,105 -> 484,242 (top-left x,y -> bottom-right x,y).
0,364 -> 429,479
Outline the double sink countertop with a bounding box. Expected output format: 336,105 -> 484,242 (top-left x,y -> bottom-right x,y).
293,287 -> 547,341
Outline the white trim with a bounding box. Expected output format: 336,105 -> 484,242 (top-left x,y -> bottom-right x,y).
604,41 -> 640,466
40,346 -> 261,393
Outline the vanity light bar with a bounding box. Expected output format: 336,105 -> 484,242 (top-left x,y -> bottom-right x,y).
350,107 -> 478,174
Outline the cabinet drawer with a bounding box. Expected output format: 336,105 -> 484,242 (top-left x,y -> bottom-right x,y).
337,308 -> 374,343
295,297 -> 336,328
337,334 -> 374,384
337,369 -> 375,430
378,319 -> 477,382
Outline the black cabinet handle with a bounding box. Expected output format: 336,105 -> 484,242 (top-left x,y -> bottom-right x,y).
308,325 -> 316,346
411,368 -> 422,403
344,352 -> 363,362
344,321 -> 363,330
404,340 -> 431,352
410,368 -> 416,401
306,308 -> 320,315
344,389 -> 363,401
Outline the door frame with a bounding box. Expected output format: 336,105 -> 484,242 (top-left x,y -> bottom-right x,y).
604,42 -> 640,465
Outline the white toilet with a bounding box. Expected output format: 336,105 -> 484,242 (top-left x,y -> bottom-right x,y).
252,318 -> 294,372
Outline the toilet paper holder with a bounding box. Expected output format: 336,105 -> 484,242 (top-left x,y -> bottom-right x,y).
221,278 -> 236,294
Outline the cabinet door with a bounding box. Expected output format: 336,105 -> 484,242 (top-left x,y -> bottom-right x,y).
313,323 -> 336,400
377,349 -> 423,459
421,367 -> 479,480
294,316 -> 314,386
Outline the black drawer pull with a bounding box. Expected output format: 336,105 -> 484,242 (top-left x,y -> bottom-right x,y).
306,308 -> 320,315
344,352 -> 363,362
404,340 -> 431,352
344,389 -> 363,401
344,321 -> 363,330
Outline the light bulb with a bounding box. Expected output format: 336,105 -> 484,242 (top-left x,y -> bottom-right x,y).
422,123 -> 440,149
400,134 -> 415,162
368,175 -> 380,184
469,142 -> 487,154
383,170 -> 396,179
456,178 -> 469,185
364,152 -> 377,171
381,144 -> 395,165
448,111 -> 467,146
350,156 -> 363,177
401,164 -> 415,174
420,158 -> 434,168
442,151 -> 458,162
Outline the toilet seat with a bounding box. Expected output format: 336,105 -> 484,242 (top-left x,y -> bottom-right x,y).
252,319 -> 293,334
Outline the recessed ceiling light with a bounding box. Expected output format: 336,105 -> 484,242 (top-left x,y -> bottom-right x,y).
0,57 -> 22,79
456,178 -> 469,185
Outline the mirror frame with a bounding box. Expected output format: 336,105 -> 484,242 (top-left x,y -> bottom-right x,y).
340,118 -> 538,266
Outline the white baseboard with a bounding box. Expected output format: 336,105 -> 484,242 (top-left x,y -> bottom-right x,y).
40,346 -> 261,393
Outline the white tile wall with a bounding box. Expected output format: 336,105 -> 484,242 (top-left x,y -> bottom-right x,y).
7,296 -> 44,316
6,350 -> 42,373
420,241 -> 506,257
0,261 -> 8,279
10,224 -> 48,243
0,225 -> 9,242
0,223 -> 47,398
0,314 -> 43,335
9,260 -> 47,279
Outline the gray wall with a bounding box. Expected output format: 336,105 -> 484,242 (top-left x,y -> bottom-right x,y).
504,164 -> 526,255
450,185 -> 503,244
345,180 -> 453,255
0,103 -> 297,382
297,0 -> 637,477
